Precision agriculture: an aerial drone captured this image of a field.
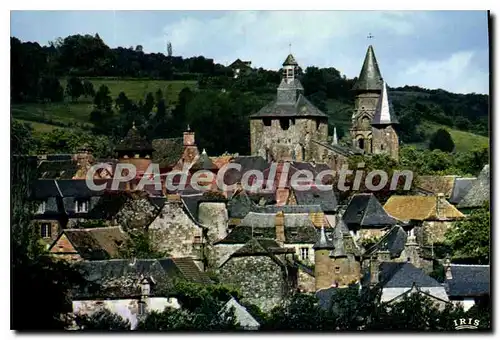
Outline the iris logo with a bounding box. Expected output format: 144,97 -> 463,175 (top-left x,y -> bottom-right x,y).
454,318 -> 480,330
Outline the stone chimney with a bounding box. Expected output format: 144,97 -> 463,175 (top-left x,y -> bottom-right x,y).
444,256 -> 452,280
276,187 -> 290,206
436,193 -> 446,219
275,211 -> 286,244
183,125 -> 195,146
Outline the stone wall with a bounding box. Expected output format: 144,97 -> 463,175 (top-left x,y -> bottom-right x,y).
148,202 -> 204,261
198,202 -> 228,242
288,243 -> 314,263
116,197 -> 159,231
217,255 -> 286,313
422,220 -> 455,245
372,125 -> 399,161
250,118 -> 328,162
358,228 -> 386,242
298,268 -> 315,293
35,220 -> 61,246
214,244 -> 242,267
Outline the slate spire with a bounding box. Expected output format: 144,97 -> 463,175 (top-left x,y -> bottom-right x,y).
330,219 -> 347,257
282,53 -> 298,66
313,226 -> 334,250
332,127 -> 338,145
352,45 -> 383,91
372,81 -> 399,125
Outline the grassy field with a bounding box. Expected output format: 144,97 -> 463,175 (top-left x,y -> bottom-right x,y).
423,121 -> 489,153
11,79 -> 197,133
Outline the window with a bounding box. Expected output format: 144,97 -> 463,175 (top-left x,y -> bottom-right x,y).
380,144 -> 384,151
263,118 -> 272,127
194,236 -> 202,244
335,266 -> 341,274
300,247 -> 309,260
75,200 -> 89,213
138,302 -> 146,316
286,68 -> 294,78
358,138 -> 365,150
37,201 -> 46,214
279,118 -> 290,130
40,223 -> 51,238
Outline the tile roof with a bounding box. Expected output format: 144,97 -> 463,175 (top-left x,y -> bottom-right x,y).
446,264 -> 490,297
51,226 -> 130,260
457,165 -> 490,208
384,195 -> 465,221
449,177 -> 476,205
379,262 -> 441,288
343,193 -> 397,228
152,137 -> 184,168
416,175 -> 458,198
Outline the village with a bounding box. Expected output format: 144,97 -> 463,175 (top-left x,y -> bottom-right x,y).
24,43 -> 491,330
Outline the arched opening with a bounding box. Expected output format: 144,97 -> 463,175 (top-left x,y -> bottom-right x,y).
380,144 -> 384,151
263,118 -> 271,126
280,118 -> 290,130
358,138 -> 365,150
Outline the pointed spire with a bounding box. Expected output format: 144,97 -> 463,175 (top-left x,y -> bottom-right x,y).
352,45 -> 383,91
332,127 -> 338,145
186,124 -> 191,132
282,54 -> 298,66
330,219 -> 347,257
202,148 -> 207,155
372,81 -> 399,125
313,226 -> 334,250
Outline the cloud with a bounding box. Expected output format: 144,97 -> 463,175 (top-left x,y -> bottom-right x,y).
394,51 -> 489,94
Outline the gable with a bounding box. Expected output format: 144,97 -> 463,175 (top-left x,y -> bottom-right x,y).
50,234 -> 78,254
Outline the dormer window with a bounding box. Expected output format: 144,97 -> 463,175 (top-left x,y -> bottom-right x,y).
75,200 -> 89,213
37,201 -> 46,214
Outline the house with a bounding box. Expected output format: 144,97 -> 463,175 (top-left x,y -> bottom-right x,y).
415,175 -> 458,198
383,194 -> 465,245
369,261 -> 450,310
342,193 -> 397,240
456,164 -> 490,212
48,226 -> 130,262
228,59 -> 252,78
72,257 -> 212,330
444,262 -> 490,311
220,297 -> 260,330
216,238 -> 297,313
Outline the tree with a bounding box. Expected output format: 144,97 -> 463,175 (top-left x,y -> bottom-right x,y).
118,230 -> 169,259
65,76 -> 84,101
445,203 -> 490,264
11,120 -> 36,155
429,128 -> 455,152
93,84 -> 113,112
82,80 -> 96,98
135,45 -> 143,52
74,309 -> 131,330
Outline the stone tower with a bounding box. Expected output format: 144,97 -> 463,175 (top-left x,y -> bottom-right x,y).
350,45 -> 384,152
371,81 -> 399,160
250,54 -> 329,162
115,122 -> 154,177
313,226 -> 335,291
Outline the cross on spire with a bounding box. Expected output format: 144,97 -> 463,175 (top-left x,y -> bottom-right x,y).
289,43 -> 292,54
367,33 -> 374,40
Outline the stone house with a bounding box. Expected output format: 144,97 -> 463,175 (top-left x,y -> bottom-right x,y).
368,261 -> 450,310
342,193 -> 397,241
383,194 -> 465,245
48,226 -> 130,262
72,257 -> 212,330
216,238 -> 298,313
444,262 -> 490,311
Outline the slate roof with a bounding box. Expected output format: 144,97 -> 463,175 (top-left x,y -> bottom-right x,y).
115,124 -> 153,153
227,190 -> 256,219
180,193 -> 205,222
191,150 -> 217,171
30,179 -> 62,199
50,227 -> 130,260
255,204 -> 323,214
293,185 -> 338,212
364,226 -> 407,259
416,175 -> 458,198
221,298 -> 260,330
352,45 -> 384,92
379,262 -> 441,288
372,81 -> 398,125
250,94 -> 327,118
449,177 -> 476,205
311,140 -> 363,157
74,257 -> 211,299
223,156 -> 270,185
152,137 -> 184,168
384,195 -> 465,221
446,264 -> 490,297
282,54 -> 298,66
37,160 -> 79,179
343,193 -> 397,228
457,165 -> 490,209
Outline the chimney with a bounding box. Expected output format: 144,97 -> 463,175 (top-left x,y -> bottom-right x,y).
275,211 -> 286,244
369,255 -> 380,285
183,125 -> 195,146
444,256 -> 452,280
276,187 -> 290,206
436,193 -> 446,219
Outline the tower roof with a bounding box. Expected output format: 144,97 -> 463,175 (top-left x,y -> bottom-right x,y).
313,226 -> 334,250
191,149 -> 217,171
282,54 -> 298,66
352,45 -> 383,92
330,219 -> 347,257
115,122 -> 153,153
372,81 -> 399,125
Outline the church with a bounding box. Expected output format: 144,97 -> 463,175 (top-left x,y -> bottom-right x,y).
250,44 -> 400,166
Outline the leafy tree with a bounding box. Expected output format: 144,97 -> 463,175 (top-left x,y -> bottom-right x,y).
429,128 -> 455,152
74,309 -> 131,330
445,203 -> 490,264
93,84 -> 113,112
118,230 -> 169,259
82,79 -> 96,98
66,76 -> 84,101
11,120 -> 36,155
38,76 -> 64,102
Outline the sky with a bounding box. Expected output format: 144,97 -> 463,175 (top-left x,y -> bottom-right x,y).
10,10 -> 490,95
